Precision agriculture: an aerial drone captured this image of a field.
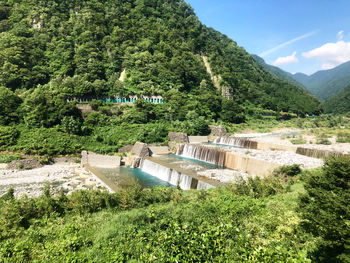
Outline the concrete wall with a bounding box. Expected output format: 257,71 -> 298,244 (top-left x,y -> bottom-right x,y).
149,146 -> 170,155
224,152 -> 280,177
81,151 -> 121,168
188,136 -> 209,144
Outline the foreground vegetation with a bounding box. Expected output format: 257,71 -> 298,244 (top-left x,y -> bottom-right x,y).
0,157 -> 349,262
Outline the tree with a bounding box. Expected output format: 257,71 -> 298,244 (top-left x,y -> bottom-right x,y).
299,156 -> 350,262
220,98 -> 246,123
21,87 -> 81,128
0,86 -> 21,125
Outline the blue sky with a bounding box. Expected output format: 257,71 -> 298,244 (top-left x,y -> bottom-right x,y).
186,0 -> 350,75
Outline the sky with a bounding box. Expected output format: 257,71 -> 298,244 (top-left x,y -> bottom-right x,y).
186,0 -> 350,75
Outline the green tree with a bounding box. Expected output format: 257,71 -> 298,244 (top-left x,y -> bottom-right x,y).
0,126 -> 19,150
220,98 -> 246,123
299,156 -> 350,262
0,86 -> 21,125
21,87 -> 81,127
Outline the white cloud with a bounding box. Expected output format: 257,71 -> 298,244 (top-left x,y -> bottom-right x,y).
259,30 -> 318,57
273,51 -> 299,66
302,40 -> 350,70
337,30 -> 344,41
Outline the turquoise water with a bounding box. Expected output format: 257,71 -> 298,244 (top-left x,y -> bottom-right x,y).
95,167 -> 173,188
164,154 -> 224,169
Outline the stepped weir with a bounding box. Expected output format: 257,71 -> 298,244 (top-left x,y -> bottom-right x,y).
176,144 -> 280,176
139,158 -> 216,190
213,137 -> 258,149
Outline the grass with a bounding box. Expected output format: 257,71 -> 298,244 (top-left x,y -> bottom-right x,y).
291,138 -> 307,145
0,153 -> 21,163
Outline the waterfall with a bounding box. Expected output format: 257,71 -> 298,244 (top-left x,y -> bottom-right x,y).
213,137 -> 257,149
177,144 -> 226,166
139,159 -> 214,190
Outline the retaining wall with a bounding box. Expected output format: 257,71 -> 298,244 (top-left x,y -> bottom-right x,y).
188,136 -> 209,144
81,151 -> 121,168
224,152 -> 280,177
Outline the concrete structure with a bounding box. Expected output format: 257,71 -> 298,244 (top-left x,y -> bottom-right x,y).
81,151 -> 121,168
224,153 -> 280,177
149,146 -> 170,155
296,147 -> 346,158
131,142 -> 150,157
188,136 -> 209,144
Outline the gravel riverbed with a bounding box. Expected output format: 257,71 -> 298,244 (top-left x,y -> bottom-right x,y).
0,163 -> 106,198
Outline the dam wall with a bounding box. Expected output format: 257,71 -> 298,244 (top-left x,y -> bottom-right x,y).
81,151 -> 121,168
177,144 -> 280,177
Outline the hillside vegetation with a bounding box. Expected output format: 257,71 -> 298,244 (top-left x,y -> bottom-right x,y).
0,0 -> 320,117
253,55 -> 307,90
323,85 -> 350,114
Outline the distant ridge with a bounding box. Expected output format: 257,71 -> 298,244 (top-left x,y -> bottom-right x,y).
292,61 -> 350,100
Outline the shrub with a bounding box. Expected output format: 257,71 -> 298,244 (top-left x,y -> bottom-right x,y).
316,138 -> 331,145
0,126 -> 20,150
0,153 -> 21,163
299,156 -> 350,262
290,138 -> 306,144
274,164 -> 302,177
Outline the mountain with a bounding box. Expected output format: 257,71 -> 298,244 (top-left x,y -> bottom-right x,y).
252,55 -> 307,89
292,73 -> 309,85
0,0 -> 320,116
323,85 -> 350,114
292,61 -> 350,100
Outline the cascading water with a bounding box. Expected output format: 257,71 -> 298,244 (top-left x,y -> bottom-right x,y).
177,144 -> 226,166
139,159 -> 214,190
213,137 -> 258,149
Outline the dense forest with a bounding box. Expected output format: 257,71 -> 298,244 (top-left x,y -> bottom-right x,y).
323,84 -> 350,114
0,0 -> 320,120
0,0 -> 323,156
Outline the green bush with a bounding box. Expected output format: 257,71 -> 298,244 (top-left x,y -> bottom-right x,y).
316,138 -> 331,145
299,156 -> 350,262
0,126 -> 20,150
274,164 -> 302,177
336,131 -> 350,143
0,153 -> 21,163
290,138 -> 306,144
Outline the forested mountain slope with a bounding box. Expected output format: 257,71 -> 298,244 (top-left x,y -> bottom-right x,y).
0,0 -> 320,115
323,85 -> 350,114
252,55 -> 307,90
292,61 -> 350,100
